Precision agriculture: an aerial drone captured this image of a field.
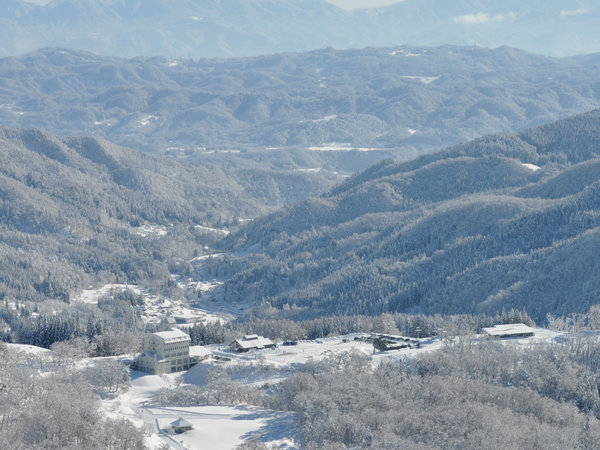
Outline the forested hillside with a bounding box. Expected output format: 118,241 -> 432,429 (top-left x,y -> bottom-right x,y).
219,109 -> 600,322
0,127 -> 331,302
1,46 -> 600,170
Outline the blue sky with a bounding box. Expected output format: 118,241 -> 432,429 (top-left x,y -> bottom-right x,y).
325,0 -> 404,9
23,0 -> 406,8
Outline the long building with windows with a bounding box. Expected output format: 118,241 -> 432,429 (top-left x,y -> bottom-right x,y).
136,328 -> 203,374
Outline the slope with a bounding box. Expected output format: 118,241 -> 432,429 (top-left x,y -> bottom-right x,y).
1,46 -> 600,172
219,109 -> 600,322
0,126 -> 332,303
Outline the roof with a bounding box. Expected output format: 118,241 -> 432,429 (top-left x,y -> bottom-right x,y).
153,328 -> 191,343
232,336 -> 275,349
482,323 -> 535,337
170,417 -> 193,428
189,345 -> 212,358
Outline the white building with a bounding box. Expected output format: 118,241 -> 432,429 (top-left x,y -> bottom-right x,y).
137,328 -> 204,374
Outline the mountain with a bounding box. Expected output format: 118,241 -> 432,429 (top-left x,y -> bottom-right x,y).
1,47 -> 600,174
218,109 -> 600,322
0,126 -> 332,302
1,0 -> 599,58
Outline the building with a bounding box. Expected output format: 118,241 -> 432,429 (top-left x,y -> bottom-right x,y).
482,323 -> 535,339
170,417 -> 193,434
137,328 -> 204,374
229,334 -> 276,352
370,333 -> 420,351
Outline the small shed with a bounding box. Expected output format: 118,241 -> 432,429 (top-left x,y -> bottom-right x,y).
229,334 -> 276,352
170,417 -> 193,434
482,323 -> 535,339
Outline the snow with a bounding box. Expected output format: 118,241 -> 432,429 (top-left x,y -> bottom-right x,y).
102,371 -> 297,449
294,167 -> 322,173
399,75 -> 439,84
194,225 -> 230,236
389,49 -> 421,57
99,327 -> 571,448
521,162 -> 541,172
207,334 -> 445,373
189,345 -> 212,360
307,143 -> 385,152
75,283 -> 144,305
300,114 -> 338,124
6,343 -> 50,355
137,115 -> 158,127
477,327 -> 565,346
482,323 -> 535,336
135,224 -> 168,237
143,405 -> 296,450
153,328 -> 191,343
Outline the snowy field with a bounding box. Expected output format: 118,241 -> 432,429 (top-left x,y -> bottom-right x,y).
102,371 -> 297,449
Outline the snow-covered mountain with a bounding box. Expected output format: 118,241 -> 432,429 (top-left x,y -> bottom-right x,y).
1,0 -> 599,58
219,109 -> 600,322
2,46 -> 600,171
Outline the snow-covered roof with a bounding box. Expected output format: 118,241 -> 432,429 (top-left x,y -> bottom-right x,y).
190,345 -> 212,358
153,328 -> 191,343
482,323 -> 535,337
232,336 -> 275,350
171,417 -> 193,428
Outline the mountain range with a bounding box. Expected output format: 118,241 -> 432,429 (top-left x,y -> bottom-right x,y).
219,109 -> 600,322
1,0 -> 599,58
2,46 -> 600,174
0,127 -> 331,303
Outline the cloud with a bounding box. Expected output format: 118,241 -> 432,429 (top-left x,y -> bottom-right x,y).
560,9 -> 588,17
454,12 -> 516,25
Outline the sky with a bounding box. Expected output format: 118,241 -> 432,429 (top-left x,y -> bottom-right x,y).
22,0 -> 406,9
325,0 -> 405,9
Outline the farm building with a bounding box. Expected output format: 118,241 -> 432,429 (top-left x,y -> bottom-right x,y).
482,323 -> 535,339
229,334 -> 276,352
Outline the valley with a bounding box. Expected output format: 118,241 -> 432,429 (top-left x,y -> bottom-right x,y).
2,2 -> 600,444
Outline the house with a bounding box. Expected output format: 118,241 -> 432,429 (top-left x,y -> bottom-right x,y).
482,323 -> 535,339
170,417 -> 193,434
229,334 -> 276,352
136,328 -> 208,374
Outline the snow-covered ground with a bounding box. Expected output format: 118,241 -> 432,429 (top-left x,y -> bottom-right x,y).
134,224 -> 169,237
521,162 -> 541,172
307,143 -> 386,152
103,371 -> 297,449
9,324 -> 573,449
7,343 -> 51,355
72,247 -> 245,325
194,225 -> 230,236
142,405 -> 296,450
399,75 -> 440,84
137,114 -> 158,127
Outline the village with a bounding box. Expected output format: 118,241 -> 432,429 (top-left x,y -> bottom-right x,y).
70,270 -> 570,449
106,320 -> 564,449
